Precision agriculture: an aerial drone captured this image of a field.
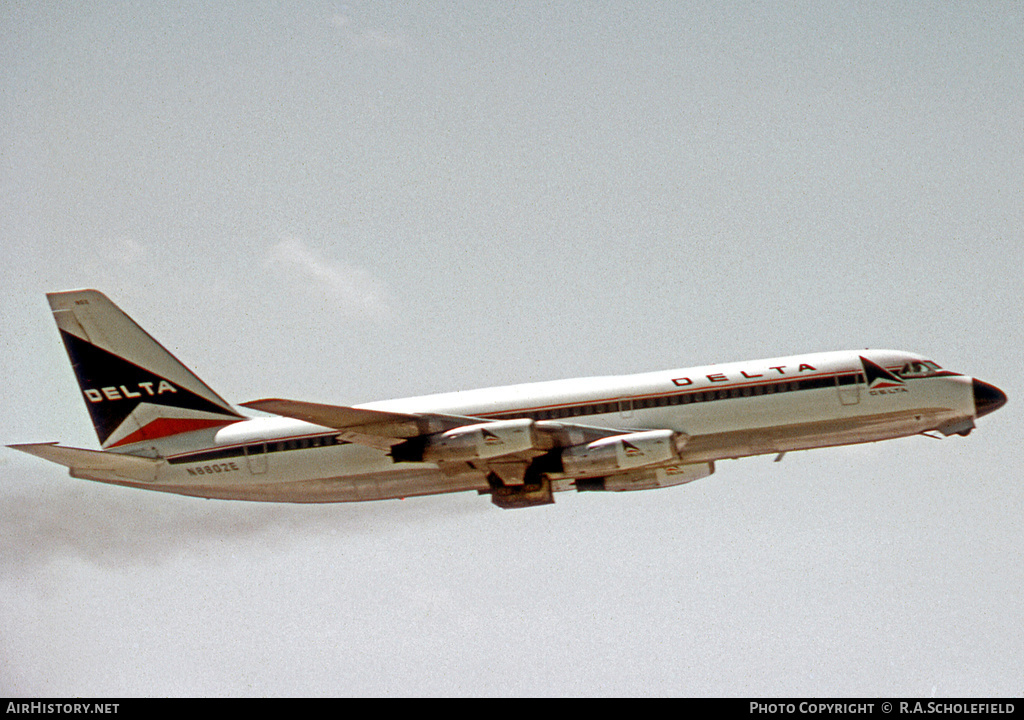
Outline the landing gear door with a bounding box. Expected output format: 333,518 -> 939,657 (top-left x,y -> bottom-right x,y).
836,373 -> 862,406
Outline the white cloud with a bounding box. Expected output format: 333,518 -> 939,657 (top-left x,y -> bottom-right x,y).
265,236 -> 396,323
328,12 -> 406,50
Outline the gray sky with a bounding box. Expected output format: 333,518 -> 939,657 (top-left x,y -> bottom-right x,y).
2,1 -> 1021,696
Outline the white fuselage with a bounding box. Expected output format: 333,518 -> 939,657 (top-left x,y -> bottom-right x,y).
131,349 -> 977,503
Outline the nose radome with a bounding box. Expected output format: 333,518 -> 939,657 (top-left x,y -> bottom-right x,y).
973,379 -> 1008,418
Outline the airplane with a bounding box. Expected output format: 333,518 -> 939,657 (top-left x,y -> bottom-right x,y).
8,289 -> 1008,509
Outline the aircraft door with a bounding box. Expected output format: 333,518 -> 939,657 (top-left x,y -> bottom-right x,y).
619,399 -> 635,420
836,373 -> 862,406
245,442 -> 268,474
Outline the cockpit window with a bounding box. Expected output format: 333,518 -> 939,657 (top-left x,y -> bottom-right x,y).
898,361 -> 941,378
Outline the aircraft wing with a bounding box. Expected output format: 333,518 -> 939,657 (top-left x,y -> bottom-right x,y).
240,398 -> 624,450
241,398 -> 692,508
240,398 -> 486,450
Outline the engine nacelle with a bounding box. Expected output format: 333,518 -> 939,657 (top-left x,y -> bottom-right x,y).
559,429 -> 684,478
391,418 -> 542,463
576,462 -> 714,492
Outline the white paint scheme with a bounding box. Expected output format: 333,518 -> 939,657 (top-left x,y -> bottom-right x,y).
9,291 -> 1006,509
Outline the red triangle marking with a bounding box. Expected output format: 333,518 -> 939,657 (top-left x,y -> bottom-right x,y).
107,417 -> 239,448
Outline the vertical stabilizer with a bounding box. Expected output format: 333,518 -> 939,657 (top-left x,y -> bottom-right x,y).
47,290 -> 242,449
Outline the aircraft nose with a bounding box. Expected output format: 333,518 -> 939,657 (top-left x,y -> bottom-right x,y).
973,379 -> 1008,418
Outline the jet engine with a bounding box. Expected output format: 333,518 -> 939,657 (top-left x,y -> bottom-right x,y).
390,418 -> 546,463
559,429 -> 686,478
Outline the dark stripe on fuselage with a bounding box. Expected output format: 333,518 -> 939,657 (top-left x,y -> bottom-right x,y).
168,368 -> 949,464
168,433 -> 348,464
485,371 -> 864,421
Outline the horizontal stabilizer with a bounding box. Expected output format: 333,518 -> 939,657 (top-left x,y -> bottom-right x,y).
8,442 -> 161,483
